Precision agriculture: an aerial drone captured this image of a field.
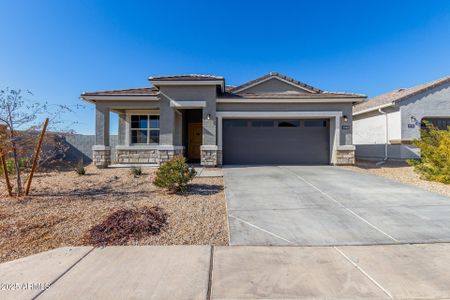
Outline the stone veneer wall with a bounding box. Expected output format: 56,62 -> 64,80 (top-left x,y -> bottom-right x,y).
113,148 -> 183,165
116,149 -> 159,164
158,148 -> 183,164
201,148 -> 222,167
336,149 -> 355,165
93,149 -> 111,168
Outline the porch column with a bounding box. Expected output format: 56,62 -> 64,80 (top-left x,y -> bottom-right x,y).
93,104 -> 111,168
159,96 -> 175,145
158,96 -> 183,163
118,112 -> 126,145
200,105 -> 221,167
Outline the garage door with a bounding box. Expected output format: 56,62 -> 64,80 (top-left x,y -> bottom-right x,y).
223,119 -> 330,165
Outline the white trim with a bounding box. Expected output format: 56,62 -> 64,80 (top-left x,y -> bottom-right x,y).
151,80 -> 224,92
92,145 -> 111,151
170,100 -> 206,108
232,76 -> 316,94
217,98 -> 364,104
200,145 -> 222,151
157,145 -> 184,151
337,145 -> 356,151
216,111 -> 342,164
353,103 -> 395,116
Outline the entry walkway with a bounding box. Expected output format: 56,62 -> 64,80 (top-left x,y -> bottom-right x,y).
1,244 -> 450,299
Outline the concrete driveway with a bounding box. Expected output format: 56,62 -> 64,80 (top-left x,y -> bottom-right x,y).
224,165 -> 450,246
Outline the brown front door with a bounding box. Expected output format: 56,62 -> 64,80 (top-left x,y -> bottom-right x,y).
188,123 -> 202,160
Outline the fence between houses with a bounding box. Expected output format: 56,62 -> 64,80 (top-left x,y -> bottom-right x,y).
62,134 -> 118,164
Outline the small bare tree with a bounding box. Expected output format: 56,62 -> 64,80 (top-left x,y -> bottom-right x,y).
0,88 -> 77,196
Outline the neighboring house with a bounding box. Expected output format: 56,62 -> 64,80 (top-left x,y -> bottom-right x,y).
81,72 -> 365,167
353,75 -> 450,160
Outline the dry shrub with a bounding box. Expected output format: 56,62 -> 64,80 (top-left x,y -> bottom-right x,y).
153,156 -> 196,193
85,206 -> 167,246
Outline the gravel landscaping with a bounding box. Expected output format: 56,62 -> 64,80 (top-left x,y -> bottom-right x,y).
342,160 -> 450,197
0,165 -> 228,263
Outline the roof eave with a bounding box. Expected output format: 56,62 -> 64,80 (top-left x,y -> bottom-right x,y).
217,96 -> 365,104
80,94 -> 160,102
353,102 -> 395,116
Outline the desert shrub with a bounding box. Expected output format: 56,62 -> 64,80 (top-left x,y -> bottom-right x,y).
407,122 -> 450,183
74,161 -> 86,175
153,156 -> 196,193
130,166 -> 142,176
86,206 -> 167,246
0,158 -> 29,175
0,159 -> 14,175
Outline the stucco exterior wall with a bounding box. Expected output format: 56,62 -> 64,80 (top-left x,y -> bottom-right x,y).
388,110 -> 402,140
353,81 -> 450,160
239,78 -> 309,94
353,108 -> 401,144
400,81 -> 450,140
217,102 -> 354,145
159,85 -> 217,146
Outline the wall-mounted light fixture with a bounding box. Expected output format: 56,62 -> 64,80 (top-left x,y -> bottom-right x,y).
343,115 -> 348,122
410,115 -> 417,123
207,114 -> 211,120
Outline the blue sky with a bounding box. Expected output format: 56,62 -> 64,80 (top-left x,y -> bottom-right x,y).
1,0 -> 449,134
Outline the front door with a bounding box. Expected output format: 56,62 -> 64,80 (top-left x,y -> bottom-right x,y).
188,123 -> 202,160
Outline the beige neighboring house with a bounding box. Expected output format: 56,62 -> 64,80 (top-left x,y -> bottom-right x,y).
81,72 -> 365,168
353,75 -> 450,160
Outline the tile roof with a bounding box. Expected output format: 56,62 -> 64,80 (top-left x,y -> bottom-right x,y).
81,87 -> 159,96
219,91 -> 364,99
81,73 -> 366,100
149,74 -> 224,81
230,72 -> 323,93
354,75 -> 450,113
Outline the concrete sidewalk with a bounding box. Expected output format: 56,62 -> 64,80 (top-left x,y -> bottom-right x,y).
1,244 -> 450,299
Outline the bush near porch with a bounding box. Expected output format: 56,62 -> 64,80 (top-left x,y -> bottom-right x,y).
153,156 -> 197,193
407,123 -> 450,184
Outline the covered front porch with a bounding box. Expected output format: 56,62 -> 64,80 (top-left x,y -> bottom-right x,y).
90,101 -> 220,168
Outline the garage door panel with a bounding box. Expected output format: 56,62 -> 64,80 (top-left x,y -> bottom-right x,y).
223,119 -> 329,165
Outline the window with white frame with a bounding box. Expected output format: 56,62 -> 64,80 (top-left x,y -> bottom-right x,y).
130,115 -> 160,144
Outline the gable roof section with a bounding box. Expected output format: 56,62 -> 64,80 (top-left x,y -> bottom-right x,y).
230,72 -> 323,94
354,75 -> 450,115
149,74 -> 224,81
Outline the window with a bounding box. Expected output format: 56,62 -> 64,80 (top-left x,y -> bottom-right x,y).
224,120 -> 248,128
130,115 -> 160,144
304,120 -> 327,127
251,120 -> 274,127
278,120 -> 300,127
421,118 -> 450,130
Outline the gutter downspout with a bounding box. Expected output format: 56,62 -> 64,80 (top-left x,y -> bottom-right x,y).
376,108 -> 389,166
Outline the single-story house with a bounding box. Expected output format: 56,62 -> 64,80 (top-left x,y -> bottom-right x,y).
81,72 -> 365,167
353,75 -> 450,160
